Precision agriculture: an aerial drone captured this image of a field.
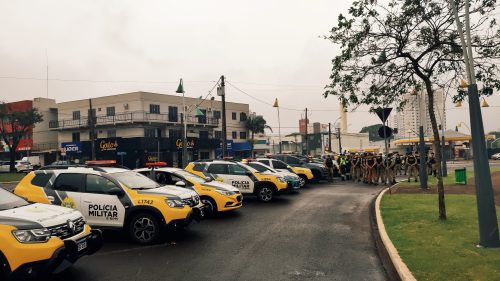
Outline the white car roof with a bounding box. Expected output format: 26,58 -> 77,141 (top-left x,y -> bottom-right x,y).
134,167 -> 183,173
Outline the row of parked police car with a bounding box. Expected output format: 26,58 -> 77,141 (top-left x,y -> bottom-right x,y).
0,154 -> 329,280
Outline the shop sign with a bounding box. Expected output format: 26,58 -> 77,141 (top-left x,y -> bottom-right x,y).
175,138 -> 195,149
99,139 -> 119,152
61,142 -> 82,154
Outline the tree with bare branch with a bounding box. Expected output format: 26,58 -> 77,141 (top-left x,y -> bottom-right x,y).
325,0 -> 500,220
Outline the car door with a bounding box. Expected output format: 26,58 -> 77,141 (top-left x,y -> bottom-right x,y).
227,164 -> 255,193
206,163 -> 230,183
48,173 -> 84,212
79,174 -> 126,228
271,160 -> 289,173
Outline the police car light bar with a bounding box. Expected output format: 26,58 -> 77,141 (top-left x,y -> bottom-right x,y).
145,162 -> 167,167
85,160 -> 117,165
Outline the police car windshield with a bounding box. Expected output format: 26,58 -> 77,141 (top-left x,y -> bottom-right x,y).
238,163 -> 257,173
248,163 -> 276,173
112,171 -> 160,189
175,170 -> 207,184
0,188 -> 29,210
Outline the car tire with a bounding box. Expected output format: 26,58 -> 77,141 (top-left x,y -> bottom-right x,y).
0,251 -> 11,281
201,196 -> 217,217
257,185 -> 274,202
298,175 -> 308,187
128,213 -> 161,245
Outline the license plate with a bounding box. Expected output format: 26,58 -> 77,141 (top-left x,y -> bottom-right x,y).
77,240 -> 87,252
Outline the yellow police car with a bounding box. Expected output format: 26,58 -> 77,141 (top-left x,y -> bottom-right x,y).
0,187 -> 102,280
135,163 -> 243,216
255,158 -> 314,187
14,164 -> 203,244
185,160 -> 288,202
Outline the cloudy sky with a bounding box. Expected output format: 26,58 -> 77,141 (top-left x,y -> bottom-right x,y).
0,0 -> 499,135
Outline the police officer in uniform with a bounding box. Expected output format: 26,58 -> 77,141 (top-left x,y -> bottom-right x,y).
407,152 -> 419,182
375,153 -> 384,184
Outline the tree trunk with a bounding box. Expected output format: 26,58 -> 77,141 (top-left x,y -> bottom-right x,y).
9,147 -> 16,173
425,79 -> 447,220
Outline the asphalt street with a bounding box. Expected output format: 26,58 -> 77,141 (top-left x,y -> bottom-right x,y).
40,181 -> 388,281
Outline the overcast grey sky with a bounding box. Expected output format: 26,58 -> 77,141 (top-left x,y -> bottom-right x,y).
0,0 -> 499,135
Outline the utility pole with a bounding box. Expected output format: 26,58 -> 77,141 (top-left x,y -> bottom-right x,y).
328,123 -> 332,152
219,75 -> 228,158
417,92 -> 428,189
337,126 -> 342,153
449,0 -> 499,247
305,108 -> 308,155
88,99 -> 96,160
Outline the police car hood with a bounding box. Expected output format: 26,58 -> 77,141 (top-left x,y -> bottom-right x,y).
271,170 -> 299,178
139,185 -> 197,200
0,203 -> 82,229
202,181 -> 239,192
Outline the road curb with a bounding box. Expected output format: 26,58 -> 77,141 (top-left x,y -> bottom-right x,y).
0,181 -> 19,184
374,186 -> 417,281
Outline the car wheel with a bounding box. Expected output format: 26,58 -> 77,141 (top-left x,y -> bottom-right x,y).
257,185 -> 274,202
298,175 -> 307,187
201,196 -> 217,217
0,252 -> 11,281
128,213 -> 160,245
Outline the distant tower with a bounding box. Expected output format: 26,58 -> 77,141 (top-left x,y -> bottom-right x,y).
340,102 -> 348,133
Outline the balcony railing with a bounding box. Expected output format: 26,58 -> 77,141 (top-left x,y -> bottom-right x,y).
49,111 -> 219,129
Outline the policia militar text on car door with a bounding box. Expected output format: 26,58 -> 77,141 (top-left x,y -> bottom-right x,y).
14,167 -> 202,244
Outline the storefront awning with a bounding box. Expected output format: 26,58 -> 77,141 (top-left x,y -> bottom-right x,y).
394,130 -> 495,145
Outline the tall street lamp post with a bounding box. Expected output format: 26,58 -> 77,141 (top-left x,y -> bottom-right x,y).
176,79 -> 188,168
273,98 -> 282,154
449,0 -> 500,247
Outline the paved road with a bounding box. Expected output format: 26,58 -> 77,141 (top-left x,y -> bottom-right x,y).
43,181 -> 387,281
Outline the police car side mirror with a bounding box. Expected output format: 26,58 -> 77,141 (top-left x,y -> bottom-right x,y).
286,165 -> 292,169
175,181 -> 186,187
108,187 -> 124,196
204,176 -> 212,182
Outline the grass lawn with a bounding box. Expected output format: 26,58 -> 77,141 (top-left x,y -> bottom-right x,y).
402,166 -> 500,186
381,194 -> 500,281
0,173 -> 25,182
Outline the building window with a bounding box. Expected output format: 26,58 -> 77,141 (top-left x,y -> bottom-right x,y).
199,131 -> 209,139
240,132 -> 247,139
72,111 -> 80,120
169,129 -> 181,139
240,112 -> 247,122
213,110 -> 221,119
107,129 -> 116,138
232,112 -> 237,120
200,152 -> 210,159
232,131 -> 237,139
214,131 -> 222,139
144,128 -> 156,138
150,104 -> 160,114
106,106 -> 115,116
72,132 -> 80,142
168,106 -> 178,122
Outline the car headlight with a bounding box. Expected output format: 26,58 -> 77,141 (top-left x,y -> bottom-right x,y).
12,228 -> 51,243
166,199 -> 185,208
277,176 -> 286,183
215,189 -> 237,196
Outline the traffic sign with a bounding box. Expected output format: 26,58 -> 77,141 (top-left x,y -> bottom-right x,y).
374,107 -> 392,123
